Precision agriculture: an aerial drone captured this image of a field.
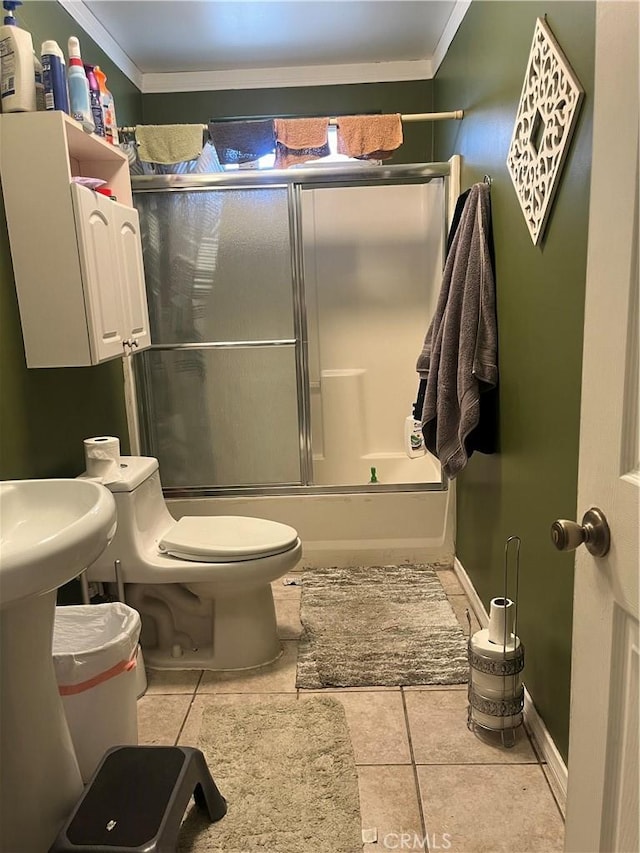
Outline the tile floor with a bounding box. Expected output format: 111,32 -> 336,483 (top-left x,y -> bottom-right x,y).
137,568 -> 565,852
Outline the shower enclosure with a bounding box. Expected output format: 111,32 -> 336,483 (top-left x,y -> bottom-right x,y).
132,162 -> 454,496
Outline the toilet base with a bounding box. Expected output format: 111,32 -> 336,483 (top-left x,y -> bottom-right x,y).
143,643 -> 283,672
133,583 -> 283,672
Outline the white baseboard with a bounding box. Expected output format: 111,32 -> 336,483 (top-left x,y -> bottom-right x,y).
453,557 -> 568,813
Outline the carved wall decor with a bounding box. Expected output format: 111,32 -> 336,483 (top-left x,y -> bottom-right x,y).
506,17 -> 584,245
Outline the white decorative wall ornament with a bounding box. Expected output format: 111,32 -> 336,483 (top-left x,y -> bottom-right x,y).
506,17 -> 584,245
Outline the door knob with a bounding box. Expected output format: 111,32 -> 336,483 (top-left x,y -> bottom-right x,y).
550,507 -> 611,557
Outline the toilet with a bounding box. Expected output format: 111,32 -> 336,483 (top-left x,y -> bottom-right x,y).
84,456 -> 302,671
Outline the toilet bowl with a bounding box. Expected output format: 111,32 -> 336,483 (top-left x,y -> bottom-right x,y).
84,457 -> 302,671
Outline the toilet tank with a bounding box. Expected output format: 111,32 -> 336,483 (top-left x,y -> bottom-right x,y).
85,457 -> 176,582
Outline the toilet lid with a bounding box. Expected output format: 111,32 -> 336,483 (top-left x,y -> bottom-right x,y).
158,516 -> 299,563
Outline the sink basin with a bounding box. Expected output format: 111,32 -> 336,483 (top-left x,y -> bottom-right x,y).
0,479 -> 116,852
0,478 -> 116,607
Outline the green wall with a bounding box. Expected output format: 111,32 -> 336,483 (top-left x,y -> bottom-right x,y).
0,1 -> 143,479
434,1 -> 595,760
142,80 -> 435,164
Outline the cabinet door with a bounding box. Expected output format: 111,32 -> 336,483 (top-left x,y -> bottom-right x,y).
71,183 -> 127,362
111,203 -> 151,351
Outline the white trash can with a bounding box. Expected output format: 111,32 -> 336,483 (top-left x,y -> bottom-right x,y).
53,603 -> 142,782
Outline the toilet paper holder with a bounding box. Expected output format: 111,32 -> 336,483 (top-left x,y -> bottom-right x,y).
466,535 -> 525,748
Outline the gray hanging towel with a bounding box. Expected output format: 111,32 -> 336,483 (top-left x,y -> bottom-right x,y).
208,119 -> 275,165
416,183 -> 497,479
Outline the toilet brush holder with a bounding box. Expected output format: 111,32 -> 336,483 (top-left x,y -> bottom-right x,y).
467,536 -> 525,747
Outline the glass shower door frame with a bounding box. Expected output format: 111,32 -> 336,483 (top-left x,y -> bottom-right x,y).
134,181 -> 309,488
131,161 -> 454,496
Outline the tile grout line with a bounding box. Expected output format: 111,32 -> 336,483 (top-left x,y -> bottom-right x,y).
173,670 -> 204,746
400,687 -> 429,846
542,769 -> 567,822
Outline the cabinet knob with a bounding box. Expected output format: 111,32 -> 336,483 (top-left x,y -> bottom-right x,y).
130,338 -> 140,349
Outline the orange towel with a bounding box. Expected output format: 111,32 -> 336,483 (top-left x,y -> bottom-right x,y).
274,117 -> 329,149
337,114 -> 403,160
274,117 -> 330,168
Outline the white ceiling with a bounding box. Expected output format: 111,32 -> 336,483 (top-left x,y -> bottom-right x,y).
61,0 -> 470,92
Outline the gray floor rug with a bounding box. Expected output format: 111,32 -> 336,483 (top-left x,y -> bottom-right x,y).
178,697 -> 362,853
296,563 -> 469,689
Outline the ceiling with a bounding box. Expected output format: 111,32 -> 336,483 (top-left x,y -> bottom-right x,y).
61,0 -> 470,92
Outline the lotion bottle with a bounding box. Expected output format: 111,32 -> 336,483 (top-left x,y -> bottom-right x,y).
0,0 -> 36,112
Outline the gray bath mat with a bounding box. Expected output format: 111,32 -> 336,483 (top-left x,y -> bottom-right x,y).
178,697 -> 362,853
296,563 -> 469,689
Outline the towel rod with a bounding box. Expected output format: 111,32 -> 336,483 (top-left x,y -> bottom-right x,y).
117,110 -> 464,134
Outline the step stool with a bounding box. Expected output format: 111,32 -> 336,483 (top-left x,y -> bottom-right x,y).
49,745 -> 227,852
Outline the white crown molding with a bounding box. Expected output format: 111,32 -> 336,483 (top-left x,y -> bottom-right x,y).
57,0 -> 144,90
59,0 -> 472,95
432,0 -> 472,75
141,59 -> 434,94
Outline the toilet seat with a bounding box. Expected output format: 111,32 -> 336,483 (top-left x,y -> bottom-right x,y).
158,516 -> 299,563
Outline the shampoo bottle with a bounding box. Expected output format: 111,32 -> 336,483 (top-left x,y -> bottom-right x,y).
41,39 -> 69,113
0,0 -> 36,112
94,65 -> 118,144
404,401 -> 426,459
67,36 -> 93,131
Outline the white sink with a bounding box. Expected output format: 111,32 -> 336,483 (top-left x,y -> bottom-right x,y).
0,479 -> 116,852
0,478 -> 116,606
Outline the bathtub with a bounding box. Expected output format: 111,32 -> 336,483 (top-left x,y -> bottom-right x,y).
168,481 -> 454,569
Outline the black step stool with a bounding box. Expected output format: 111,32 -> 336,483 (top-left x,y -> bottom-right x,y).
49,745 -> 227,852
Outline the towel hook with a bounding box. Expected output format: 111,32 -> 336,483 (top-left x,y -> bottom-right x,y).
483,174 -> 493,187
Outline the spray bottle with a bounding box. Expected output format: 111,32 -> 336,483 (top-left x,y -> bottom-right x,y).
67,36 -> 93,131
0,0 -> 36,112
94,65 -> 118,144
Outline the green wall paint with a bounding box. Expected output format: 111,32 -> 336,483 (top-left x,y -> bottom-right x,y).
434,1 -> 596,760
142,80 -> 434,164
0,1 -> 143,479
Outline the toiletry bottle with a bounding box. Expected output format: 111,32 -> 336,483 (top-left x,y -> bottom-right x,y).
83,62 -> 104,136
67,36 -> 93,131
41,39 -> 69,113
33,50 -> 45,110
404,403 -> 426,459
94,65 -> 118,144
0,0 -> 36,112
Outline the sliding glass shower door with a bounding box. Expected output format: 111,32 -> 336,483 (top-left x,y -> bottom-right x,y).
134,186 -> 303,488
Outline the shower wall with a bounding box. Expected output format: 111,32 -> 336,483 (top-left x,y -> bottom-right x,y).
302,182 -> 444,485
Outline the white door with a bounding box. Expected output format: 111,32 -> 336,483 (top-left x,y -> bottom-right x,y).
563,3 -> 639,851
112,203 -> 151,351
71,182 -> 127,362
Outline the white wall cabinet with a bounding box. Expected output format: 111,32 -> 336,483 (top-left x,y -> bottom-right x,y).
0,111 -> 151,367
71,183 -> 150,362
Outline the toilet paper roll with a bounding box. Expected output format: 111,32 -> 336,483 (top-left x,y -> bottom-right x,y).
488,597 -> 515,645
84,436 -> 121,483
470,628 -> 521,658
